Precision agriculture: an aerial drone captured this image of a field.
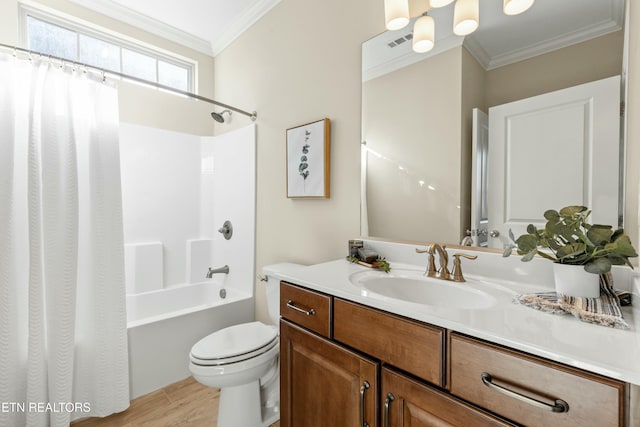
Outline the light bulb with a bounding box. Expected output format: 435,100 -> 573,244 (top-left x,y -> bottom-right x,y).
384,0 -> 410,31
412,15 -> 435,53
453,0 -> 479,36
503,0 -> 535,15
430,0 -> 454,7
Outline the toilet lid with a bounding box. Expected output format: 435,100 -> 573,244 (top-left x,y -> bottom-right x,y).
190,321 -> 278,362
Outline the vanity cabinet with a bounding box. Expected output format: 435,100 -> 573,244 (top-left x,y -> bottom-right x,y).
279,281 -> 628,427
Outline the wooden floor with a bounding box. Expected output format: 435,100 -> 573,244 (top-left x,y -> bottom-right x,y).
72,377 -> 280,427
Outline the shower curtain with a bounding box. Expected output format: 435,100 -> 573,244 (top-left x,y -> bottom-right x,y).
0,53 -> 129,426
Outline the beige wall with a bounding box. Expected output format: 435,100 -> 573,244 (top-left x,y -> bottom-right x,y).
0,0 -> 215,135
213,0 -> 383,323
363,48 -> 463,243
486,31 -> 624,108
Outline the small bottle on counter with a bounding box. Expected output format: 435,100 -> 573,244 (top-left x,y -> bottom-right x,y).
349,240 -> 363,258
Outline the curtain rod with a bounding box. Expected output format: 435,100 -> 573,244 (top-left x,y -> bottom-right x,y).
0,42 -> 257,121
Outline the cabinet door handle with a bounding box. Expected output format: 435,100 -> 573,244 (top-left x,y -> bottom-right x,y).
360,380 -> 370,427
481,372 -> 569,413
286,300 -> 316,316
383,392 -> 395,427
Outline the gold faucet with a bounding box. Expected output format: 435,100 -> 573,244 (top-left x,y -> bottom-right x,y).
415,244 -> 477,282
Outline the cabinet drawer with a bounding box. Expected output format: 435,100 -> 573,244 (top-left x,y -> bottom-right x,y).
334,298 -> 445,386
280,282 -> 331,338
449,333 -> 626,427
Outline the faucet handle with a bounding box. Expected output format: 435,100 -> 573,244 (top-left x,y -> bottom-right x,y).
416,247 -> 437,277
451,253 -> 478,282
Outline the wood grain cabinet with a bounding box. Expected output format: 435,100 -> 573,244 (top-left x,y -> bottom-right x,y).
280,281 -> 628,427
280,281 -> 332,337
280,319 -> 378,427
334,298 -> 445,386
448,333 -> 627,427
382,367 -> 514,427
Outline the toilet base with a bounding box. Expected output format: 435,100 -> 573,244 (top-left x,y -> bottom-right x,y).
216,376 -> 280,427
218,380 -> 262,427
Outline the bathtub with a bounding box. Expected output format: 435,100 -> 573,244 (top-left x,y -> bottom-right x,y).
126,281 -> 254,399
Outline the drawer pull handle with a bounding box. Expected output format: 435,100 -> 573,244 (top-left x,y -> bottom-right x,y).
286,300 -> 316,316
481,372 -> 569,413
383,393 -> 395,427
360,380 -> 370,427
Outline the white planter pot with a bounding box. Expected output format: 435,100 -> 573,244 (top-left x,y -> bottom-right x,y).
552,263 -> 600,298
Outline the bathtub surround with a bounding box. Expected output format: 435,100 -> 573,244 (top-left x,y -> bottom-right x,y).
124,242 -> 163,294
187,239 -> 214,284
120,124 -> 257,399
0,53 -> 129,425
119,124 -> 256,296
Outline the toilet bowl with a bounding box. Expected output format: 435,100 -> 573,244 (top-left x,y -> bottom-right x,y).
189,263 -> 302,427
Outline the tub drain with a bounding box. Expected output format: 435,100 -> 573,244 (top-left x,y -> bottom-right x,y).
219,288 -> 227,299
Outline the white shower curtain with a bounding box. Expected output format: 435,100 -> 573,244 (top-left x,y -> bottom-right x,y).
0,53 -> 130,426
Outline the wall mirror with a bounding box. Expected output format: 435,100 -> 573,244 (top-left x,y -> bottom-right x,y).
361,0 -> 627,249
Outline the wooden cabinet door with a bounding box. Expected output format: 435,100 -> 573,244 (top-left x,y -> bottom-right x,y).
382,367 -> 514,427
280,319 -> 378,427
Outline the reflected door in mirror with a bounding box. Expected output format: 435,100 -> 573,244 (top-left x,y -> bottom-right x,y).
486,75 -> 621,249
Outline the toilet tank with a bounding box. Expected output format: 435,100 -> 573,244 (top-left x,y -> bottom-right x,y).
262,263 -> 304,325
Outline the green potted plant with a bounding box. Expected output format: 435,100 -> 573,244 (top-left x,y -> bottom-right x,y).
503,205 -> 637,297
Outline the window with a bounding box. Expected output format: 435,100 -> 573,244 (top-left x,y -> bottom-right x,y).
21,7 -> 196,93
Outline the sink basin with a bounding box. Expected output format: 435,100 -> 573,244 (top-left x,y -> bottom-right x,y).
349,269 -> 496,310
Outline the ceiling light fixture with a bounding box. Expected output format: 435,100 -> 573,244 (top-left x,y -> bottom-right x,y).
429,0 -> 454,7
384,0 -> 410,30
453,0 -> 479,36
382,0 -> 535,53
503,0 -> 535,15
412,13 -> 435,53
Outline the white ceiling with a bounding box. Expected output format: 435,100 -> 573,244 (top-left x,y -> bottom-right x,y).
364,0 -> 625,81
71,0 -> 624,65
70,0 -> 281,56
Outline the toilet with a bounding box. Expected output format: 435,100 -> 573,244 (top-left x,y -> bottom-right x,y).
189,263 -> 300,427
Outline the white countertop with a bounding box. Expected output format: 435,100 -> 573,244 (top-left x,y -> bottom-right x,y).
271,257 -> 640,386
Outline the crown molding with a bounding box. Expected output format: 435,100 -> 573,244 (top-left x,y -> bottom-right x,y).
68,0 -> 213,55
211,0 -> 282,56
485,20 -> 623,70
462,36 -> 490,70
465,1 -> 625,71
363,35 -> 464,82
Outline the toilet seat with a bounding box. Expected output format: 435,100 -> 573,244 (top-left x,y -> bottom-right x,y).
190,321 -> 278,367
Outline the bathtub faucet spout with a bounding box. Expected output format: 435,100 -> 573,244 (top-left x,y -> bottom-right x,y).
206,265 -> 230,278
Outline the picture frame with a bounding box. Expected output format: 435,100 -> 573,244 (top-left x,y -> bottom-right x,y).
286,118 -> 331,198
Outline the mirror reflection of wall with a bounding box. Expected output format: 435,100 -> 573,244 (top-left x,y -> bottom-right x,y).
362,0 -> 625,245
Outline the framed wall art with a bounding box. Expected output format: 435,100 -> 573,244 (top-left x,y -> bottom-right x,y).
286,118 -> 331,198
